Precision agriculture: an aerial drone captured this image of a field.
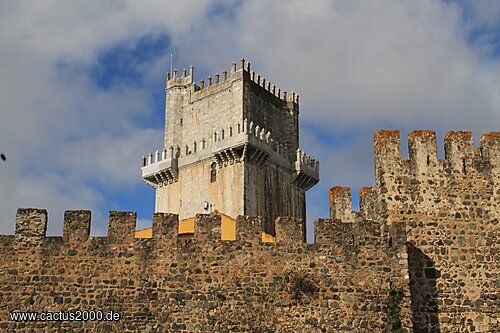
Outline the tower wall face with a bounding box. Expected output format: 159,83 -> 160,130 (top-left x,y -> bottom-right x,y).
156,161 -> 244,220
164,72 -> 244,150
243,77 -> 299,152
245,162 -> 305,234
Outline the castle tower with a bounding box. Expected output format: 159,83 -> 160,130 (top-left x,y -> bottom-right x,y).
141,59 -> 319,232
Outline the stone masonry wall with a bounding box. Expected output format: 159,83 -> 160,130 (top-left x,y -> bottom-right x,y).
164,69 -> 244,150
243,71 -> 299,153
0,209 -> 411,332
245,162 -> 305,234
329,130 -> 499,332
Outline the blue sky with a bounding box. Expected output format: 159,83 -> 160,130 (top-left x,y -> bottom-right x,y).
0,0 -> 499,237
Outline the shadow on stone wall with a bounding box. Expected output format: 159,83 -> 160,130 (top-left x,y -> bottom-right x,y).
408,243 -> 441,333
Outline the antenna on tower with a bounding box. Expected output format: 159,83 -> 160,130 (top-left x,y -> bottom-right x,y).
170,54 -> 173,76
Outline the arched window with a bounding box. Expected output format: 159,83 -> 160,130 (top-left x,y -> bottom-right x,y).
210,162 -> 217,183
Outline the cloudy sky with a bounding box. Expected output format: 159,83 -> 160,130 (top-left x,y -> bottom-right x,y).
0,0 -> 499,237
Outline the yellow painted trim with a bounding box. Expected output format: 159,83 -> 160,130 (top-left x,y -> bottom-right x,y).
262,232 -> 276,243
179,217 -> 195,234
134,212 -> 267,243
221,214 -> 236,240
135,228 -> 152,239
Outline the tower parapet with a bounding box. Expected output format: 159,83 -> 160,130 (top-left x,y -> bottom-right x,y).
142,118 -> 319,191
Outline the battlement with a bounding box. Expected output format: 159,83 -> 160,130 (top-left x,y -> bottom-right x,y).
328,186 -> 382,222
142,117 -> 319,188
246,59 -> 299,107
329,130 -> 499,224
374,130 -> 499,185
165,59 -> 299,109
2,208 -> 405,254
0,206 -> 412,332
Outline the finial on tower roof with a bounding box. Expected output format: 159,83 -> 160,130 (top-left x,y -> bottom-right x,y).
231,61 -> 237,75
223,70 -> 227,81
215,73 -> 220,84
182,69 -> 186,77
240,58 -> 245,70
200,80 -> 205,89
246,62 -> 251,72
173,69 -> 178,78
166,72 -> 170,80
208,76 -> 212,86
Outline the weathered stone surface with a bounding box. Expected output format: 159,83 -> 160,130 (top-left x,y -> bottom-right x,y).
329,130 -> 499,332
0,212 -> 410,332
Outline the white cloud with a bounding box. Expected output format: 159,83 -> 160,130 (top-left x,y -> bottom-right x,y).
174,0 -> 499,132
0,1 -> 218,234
0,0 -> 498,236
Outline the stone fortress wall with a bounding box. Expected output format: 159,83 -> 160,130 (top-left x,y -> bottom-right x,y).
0,209 -> 411,332
329,130 -> 499,332
0,130 -> 497,332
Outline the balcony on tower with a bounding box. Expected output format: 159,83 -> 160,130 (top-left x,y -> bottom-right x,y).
293,149 -> 320,190
141,146 -> 180,188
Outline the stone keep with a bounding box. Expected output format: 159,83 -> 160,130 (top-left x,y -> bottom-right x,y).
141,59 -> 319,231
